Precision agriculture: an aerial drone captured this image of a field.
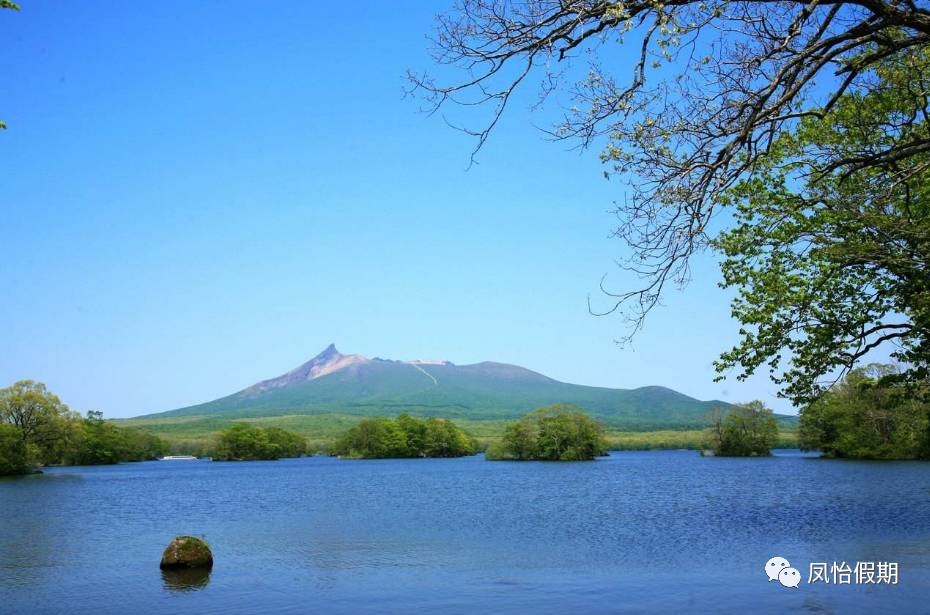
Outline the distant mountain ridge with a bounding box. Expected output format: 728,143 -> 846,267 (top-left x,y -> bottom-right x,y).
139,345 -> 795,430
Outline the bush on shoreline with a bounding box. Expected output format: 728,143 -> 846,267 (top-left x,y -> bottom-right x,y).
485,404 -> 607,461
68,411 -> 168,465
213,423 -> 307,461
0,423 -> 31,475
1,381 -> 170,475
331,414 -> 477,459
800,364 -> 930,460
705,401 -> 778,457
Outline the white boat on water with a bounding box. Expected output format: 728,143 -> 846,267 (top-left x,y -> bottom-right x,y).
159,455 -> 198,461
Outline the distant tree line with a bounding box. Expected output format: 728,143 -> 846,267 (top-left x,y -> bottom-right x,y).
331,414 -> 478,459
486,404 -> 607,461
0,381 -> 169,475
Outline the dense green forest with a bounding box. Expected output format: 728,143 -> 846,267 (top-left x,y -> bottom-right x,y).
704,401 -> 779,457
0,381 -> 169,475
331,414 -> 477,459
213,423 -> 307,461
69,411 -> 168,465
800,365 -> 930,460
486,404 -> 607,461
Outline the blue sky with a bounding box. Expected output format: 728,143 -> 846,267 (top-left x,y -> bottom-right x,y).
1,1 -> 797,417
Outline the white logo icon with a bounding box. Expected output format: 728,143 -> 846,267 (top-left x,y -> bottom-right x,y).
778,567 -> 801,588
765,556 -> 791,582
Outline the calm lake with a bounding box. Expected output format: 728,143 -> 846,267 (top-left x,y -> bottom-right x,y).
1,450 -> 929,613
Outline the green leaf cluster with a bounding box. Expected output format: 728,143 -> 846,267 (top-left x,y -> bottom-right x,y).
800,364 -> 930,460
486,404 -> 607,461
0,423 -> 29,474
0,381 -> 170,474
714,47 -> 930,405
68,411 -> 169,465
0,380 -> 80,473
331,413 -> 478,459
213,422 -> 307,461
705,401 -> 779,457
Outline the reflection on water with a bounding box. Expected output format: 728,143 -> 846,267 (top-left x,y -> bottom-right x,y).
161,567 -> 211,592
1,452 -> 929,614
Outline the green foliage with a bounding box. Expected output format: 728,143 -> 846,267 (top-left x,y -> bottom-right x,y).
331,413 -> 477,459
213,423 -> 306,461
117,410 -> 802,455
262,427 -> 308,458
0,382 -> 170,471
800,364 -> 930,460
486,404 -> 607,461
0,424 -> 30,475
705,401 -> 779,457
0,380 -> 81,465
68,411 -> 169,465
715,48 -> 930,405
420,416 -> 479,457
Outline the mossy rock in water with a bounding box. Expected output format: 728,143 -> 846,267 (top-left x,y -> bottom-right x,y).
159,536 -> 213,569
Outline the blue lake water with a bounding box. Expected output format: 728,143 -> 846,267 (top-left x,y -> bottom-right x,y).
1,450 -> 929,613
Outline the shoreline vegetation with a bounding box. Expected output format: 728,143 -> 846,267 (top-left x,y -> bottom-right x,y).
0,381 -> 169,476
331,414 -> 477,459
799,365 -> 930,460
704,401 -> 779,457
485,404 -> 607,461
5,365 -> 929,475
213,423 -> 307,461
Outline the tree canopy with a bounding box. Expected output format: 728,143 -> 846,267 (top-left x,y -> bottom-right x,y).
486,404 -> 607,460
705,401 -> 779,456
331,414 -> 478,459
415,0 -> 930,403
0,381 -> 170,474
68,411 -> 169,466
0,380 -> 80,467
0,423 -> 29,475
800,364 -> 930,459
715,49 -> 930,405
213,423 -> 307,461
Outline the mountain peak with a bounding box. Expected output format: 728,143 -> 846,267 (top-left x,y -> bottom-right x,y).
240,344 -> 369,396
142,346 -> 762,431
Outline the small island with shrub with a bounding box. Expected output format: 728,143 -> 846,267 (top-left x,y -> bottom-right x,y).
331,414 -> 477,459
213,423 -> 307,461
704,401 -> 779,457
485,404 -> 607,461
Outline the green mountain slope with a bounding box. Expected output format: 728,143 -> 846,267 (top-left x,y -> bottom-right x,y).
137,345 -> 797,431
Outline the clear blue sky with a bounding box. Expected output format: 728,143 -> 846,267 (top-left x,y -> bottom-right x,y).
0,1 -> 797,417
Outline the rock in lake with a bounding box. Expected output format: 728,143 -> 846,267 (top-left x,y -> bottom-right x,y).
159,536 -> 213,569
